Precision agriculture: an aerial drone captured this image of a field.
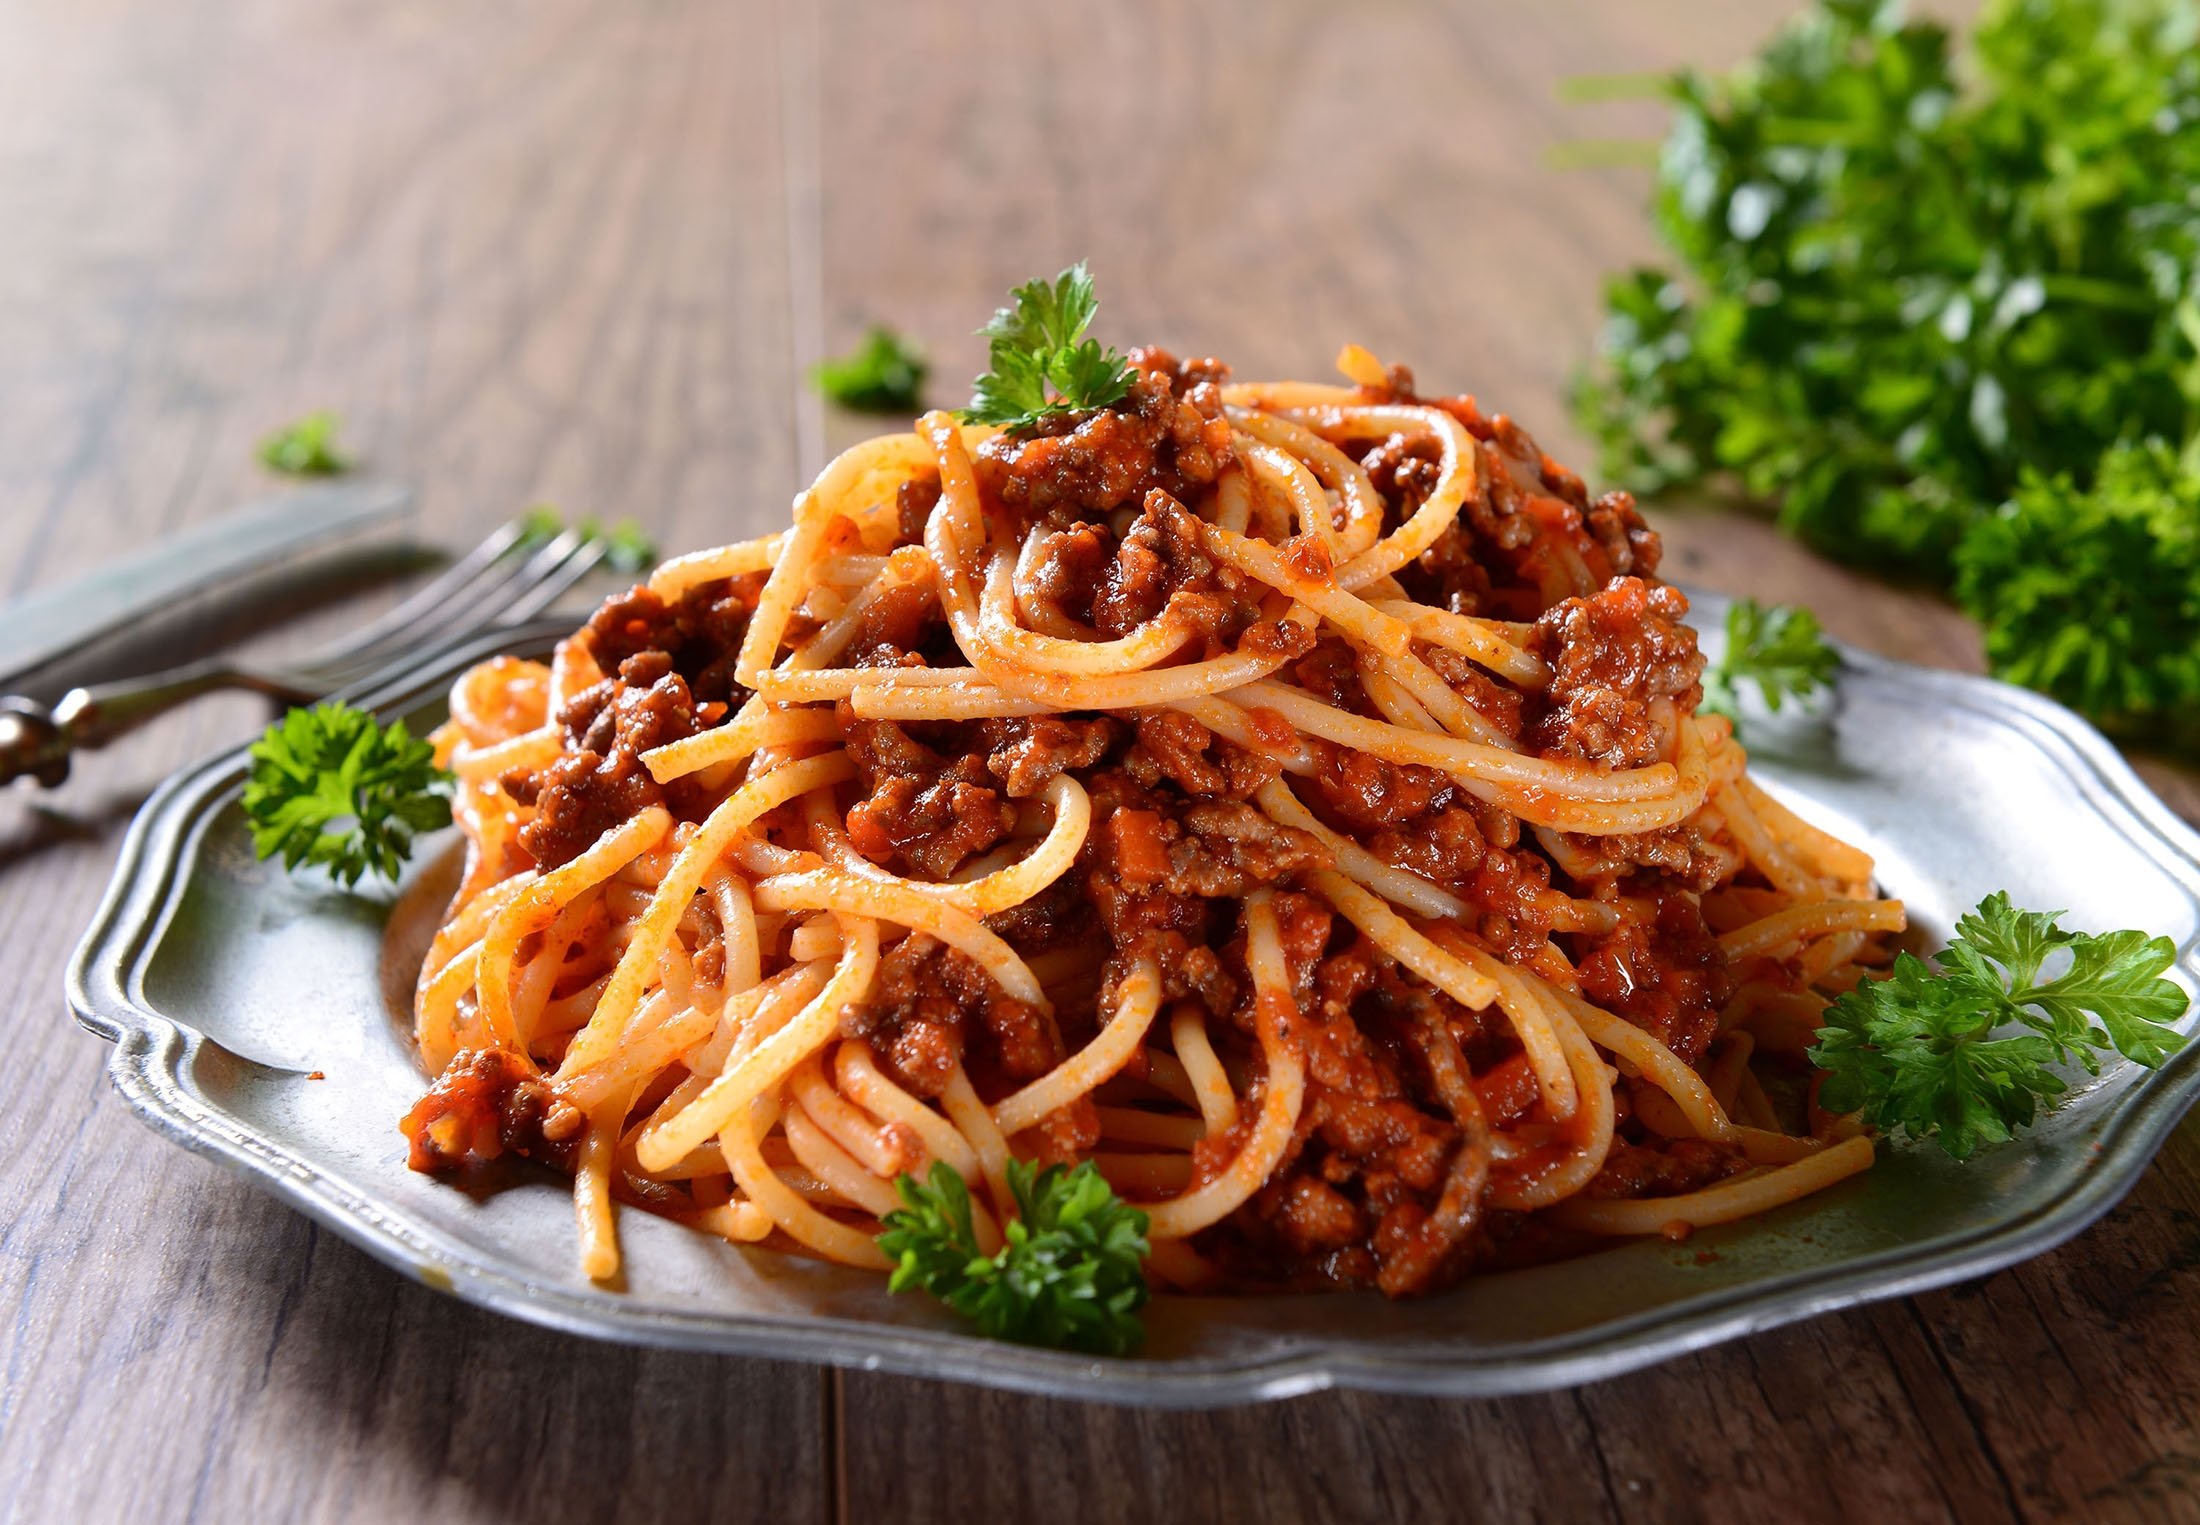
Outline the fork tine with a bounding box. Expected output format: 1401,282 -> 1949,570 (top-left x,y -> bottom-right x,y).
309,526 -> 581,681
300,529 -> 607,692
311,515 -> 534,665
497,537 -> 609,623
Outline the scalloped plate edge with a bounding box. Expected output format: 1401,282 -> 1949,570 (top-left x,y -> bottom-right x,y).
65,620 -> 2200,1406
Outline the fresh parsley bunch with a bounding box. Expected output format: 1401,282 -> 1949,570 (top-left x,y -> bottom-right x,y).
878,1158 -> 1151,1355
1575,0 -> 2200,731
1810,893 -> 2189,1159
1698,598 -> 1839,730
243,702 -> 453,887
963,264 -> 1135,432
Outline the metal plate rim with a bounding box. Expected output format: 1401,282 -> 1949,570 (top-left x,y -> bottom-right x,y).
65,615 -> 2200,1407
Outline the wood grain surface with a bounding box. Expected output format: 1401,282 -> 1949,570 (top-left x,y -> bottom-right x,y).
2,2 -> 2195,1522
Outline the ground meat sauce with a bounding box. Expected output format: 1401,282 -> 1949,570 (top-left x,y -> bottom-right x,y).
1526,577 -> 1704,769
843,935 -> 1062,1094
516,652 -> 702,869
842,714 -> 1016,879
1575,889 -> 1730,1064
976,352 -> 1233,527
736,361 -> 1750,1292
584,573 -> 765,706
510,577 -> 762,869
402,1047 -> 582,1174
420,348 -> 1770,1296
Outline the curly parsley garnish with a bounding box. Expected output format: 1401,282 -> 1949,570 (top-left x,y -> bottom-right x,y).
258,411 -> 353,477
813,325 -> 928,413
1954,440 -> 2200,735
1698,598 -> 1838,730
962,263 -> 1135,432
1809,893 -> 2189,1160
243,702 -> 453,887
878,1158 -> 1151,1355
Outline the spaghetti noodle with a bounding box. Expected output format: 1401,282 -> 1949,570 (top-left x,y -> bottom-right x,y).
401,344 -> 1897,1297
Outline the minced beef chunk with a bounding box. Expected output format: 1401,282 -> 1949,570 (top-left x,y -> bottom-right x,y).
1420,646 -> 1524,738
979,714 -> 1122,798
1091,491 -> 1235,639
843,935 -> 1064,1100
842,713 -> 1015,878
519,651 -> 702,869
583,574 -> 763,706
1306,738 -> 1457,830
1359,381 -> 1669,616
1011,480 -> 1311,661
1557,818 -> 1737,891
402,1047 -> 583,1174
975,365 -> 1232,525
1193,897 -> 1514,1297
1574,888 -> 1730,1063
1526,577 -> 1703,768
507,574 -> 764,868
1583,488 -> 1660,581
1021,520 -> 1114,625
1121,709 -> 1277,800
1105,799 -> 1330,900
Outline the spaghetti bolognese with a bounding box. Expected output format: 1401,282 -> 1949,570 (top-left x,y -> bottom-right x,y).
400,337 -> 1894,1299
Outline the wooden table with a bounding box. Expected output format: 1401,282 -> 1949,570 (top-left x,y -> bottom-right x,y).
4,3 -> 2197,1520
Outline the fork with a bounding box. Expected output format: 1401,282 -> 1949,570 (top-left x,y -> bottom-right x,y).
0,516 -> 613,787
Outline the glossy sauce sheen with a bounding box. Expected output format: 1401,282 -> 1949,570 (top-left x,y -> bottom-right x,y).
409,349 -> 1753,1296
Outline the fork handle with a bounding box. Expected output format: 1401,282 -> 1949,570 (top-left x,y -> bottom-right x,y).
0,661 -> 302,788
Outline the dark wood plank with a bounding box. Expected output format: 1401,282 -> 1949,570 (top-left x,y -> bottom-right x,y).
835,1304 -> 2013,1525
0,2 -> 828,1521
1907,1110 -> 2200,1523
0,1151 -> 826,1523
4,0 -> 2198,1521
814,3 -> 2200,1522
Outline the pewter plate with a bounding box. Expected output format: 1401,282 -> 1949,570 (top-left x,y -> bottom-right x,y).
67,600 -> 2200,1406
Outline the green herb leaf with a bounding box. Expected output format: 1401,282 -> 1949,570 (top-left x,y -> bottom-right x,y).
515,505 -> 566,549
259,411 -> 352,477
242,702 -> 452,887
1953,440 -> 2200,738
1809,892 -> 2189,1159
962,264 -> 1135,432
513,508 -> 657,573
877,1158 -> 1151,1355
1572,0 -> 2200,731
574,516 -> 658,574
597,518 -> 658,574
1698,598 -> 1838,729
813,326 -> 928,413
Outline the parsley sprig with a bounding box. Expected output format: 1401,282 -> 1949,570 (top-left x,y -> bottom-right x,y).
1810,893 -> 2189,1159
1954,440 -> 2200,735
243,702 -> 453,887
878,1158 -> 1151,1355
1573,0 -> 2200,732
813,326 -> 927,413
1698,598 -> 1839,730
259,411 -> 352,477
962,264 -> 1136,432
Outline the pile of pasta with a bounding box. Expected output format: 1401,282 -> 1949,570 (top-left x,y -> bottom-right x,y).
411,351 -> 1897,1291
